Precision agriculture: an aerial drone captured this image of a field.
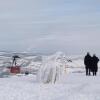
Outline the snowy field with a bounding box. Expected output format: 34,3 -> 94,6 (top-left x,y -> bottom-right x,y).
0,52 -> 100,100
0,69 -> 100,100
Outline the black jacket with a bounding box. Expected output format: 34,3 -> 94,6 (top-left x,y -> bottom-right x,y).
84,54 -> 92,67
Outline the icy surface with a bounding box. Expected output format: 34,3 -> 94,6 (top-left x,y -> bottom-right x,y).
0,52 -> 99,100
0,71 -> 100,100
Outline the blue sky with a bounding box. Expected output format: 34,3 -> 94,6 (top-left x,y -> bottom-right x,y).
0,0 -> 100,55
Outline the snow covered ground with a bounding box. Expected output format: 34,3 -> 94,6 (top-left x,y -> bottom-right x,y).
0,52 -> 100,100
0,69 -> 100,100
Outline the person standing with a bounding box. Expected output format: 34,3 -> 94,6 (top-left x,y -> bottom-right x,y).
84,52 -> 92,76
91,54 -> 99,76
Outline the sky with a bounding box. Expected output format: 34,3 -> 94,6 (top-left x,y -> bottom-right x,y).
0,0 -> 100,55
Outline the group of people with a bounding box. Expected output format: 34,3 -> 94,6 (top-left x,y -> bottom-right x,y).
84,53 -> 99,76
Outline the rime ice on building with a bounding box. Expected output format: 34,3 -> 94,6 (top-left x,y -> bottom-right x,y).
37,52 -> 68,84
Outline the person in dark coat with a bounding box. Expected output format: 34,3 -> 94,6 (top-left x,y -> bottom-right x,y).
84,52 -> 92,76
91,54 -> 99,76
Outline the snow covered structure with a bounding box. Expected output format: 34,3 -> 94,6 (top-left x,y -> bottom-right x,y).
37,52 -> 68,84
10,55 -> 21,74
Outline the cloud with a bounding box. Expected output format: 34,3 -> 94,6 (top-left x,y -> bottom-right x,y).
0,0 -> 99,54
